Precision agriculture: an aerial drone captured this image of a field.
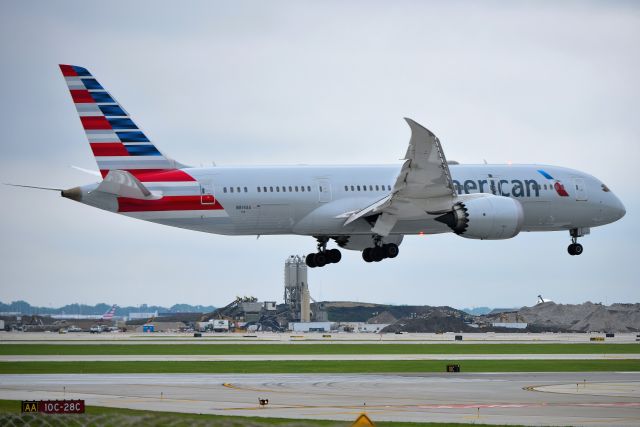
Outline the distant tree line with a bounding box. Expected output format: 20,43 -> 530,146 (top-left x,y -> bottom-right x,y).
0,300 -> 216,316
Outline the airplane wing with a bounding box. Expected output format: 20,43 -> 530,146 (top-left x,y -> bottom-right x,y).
345,118 -> 457,235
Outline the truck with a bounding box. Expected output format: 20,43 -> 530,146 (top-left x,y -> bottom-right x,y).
212,319 -> 229,332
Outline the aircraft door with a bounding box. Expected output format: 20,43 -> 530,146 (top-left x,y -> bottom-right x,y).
573,178 -> 588,201
200,180 -> 215,205
317,179 -> 332,203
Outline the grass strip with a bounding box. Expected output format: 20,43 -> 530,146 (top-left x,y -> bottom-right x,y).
0,399 -> 524,427
0,359 -> 638,374
0,343 -> 638,356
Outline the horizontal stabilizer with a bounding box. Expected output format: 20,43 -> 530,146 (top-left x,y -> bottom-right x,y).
71,165 -> 102,177
94,170 -> 158,199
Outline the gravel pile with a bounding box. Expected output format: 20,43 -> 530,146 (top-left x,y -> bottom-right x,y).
510,302 -> 640,332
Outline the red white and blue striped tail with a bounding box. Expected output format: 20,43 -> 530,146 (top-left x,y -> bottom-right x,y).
101,304 -> 117,320
59,65 -> 184,178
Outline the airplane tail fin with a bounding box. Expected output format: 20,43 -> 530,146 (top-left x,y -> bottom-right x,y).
59,65 -> 184,178
102,304 -> 117,320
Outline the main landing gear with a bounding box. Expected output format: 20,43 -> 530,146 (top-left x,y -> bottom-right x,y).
567,228 -> 584,256
362,237 -> 399,263
306,237 -> 342,268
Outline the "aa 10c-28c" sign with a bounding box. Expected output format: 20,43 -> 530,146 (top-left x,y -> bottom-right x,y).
21,400 -> 85,414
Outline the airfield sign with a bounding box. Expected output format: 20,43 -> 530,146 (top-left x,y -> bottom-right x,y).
21,400 -> 85,414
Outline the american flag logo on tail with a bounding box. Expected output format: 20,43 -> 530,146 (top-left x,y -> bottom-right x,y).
59,65 -> 182,178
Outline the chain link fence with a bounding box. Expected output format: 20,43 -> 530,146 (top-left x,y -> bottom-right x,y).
0,413 -> 345,427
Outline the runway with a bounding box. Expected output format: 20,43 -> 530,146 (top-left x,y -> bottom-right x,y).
1,372 -> 638,425
1,353 -> 638,362
2,331 -> 639,344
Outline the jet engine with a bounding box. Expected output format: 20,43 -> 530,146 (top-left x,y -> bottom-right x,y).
435,195 -> 524,240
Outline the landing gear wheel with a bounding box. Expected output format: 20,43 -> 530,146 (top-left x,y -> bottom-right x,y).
315,252 -> 327,267
305,253 -> 317,267
573,243 -> 583,255
372,246 -> 385,262
327,249 -> 342,264
568,228 -> 586,256
362,248 -> 373,263
383,243 -> 399,259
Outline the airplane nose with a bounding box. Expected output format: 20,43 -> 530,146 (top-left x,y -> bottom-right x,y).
611,194 -> 626,221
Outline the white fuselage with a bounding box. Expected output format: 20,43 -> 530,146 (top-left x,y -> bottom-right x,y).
105,163 -> 624,239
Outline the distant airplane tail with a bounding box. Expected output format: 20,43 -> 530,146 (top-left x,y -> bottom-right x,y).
59,65 -> 185,178
102,304 -> 117,320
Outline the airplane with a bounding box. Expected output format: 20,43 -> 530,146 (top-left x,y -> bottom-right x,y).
101,304 -> 117,321
11,65 -> 626,268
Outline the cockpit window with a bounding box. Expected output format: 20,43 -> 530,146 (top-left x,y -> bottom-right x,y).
601,184 -> 610,192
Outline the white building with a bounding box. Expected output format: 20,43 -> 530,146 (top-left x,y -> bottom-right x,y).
290,322 -> 333,332
492,322 -> 528,329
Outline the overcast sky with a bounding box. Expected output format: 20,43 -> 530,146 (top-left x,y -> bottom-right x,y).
1,1 -> 638,310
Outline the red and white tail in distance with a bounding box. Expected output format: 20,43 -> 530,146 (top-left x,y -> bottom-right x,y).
101,304 -> 117,321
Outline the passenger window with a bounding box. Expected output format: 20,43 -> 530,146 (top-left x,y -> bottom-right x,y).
375,185 -> 379,191
263,186 -> 267,192
223,187 -> 227,193
351,185 -> 355,191
362,185 -> 367,191
282,186 -> 286,192
369,185 -> 373,191
230,187 -> 234,193
270,186 -> 273,192
289,186 -> 292,192
357,185 -> 361,191
237,187 -> 240,193
295,186 -> 299,192
301,186 -> 305,192
307,186 -> 311,191
276,186 -> 280,192
257,187 -> 261,192
244,187 -> 248,193
344,186 -> 348,191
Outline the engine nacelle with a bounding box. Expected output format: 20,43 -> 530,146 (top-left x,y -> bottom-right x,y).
435,195 -> 524,240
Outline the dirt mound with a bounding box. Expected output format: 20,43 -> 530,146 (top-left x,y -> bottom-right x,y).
489,302 -> 640,332
381,306 -> 474,333
367,310 -> 397,324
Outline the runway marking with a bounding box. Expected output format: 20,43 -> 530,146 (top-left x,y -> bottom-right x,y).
215,401 -> 640,411
222,382 -> 274,393
220,381 -> 437,402
525,381 -> 640,398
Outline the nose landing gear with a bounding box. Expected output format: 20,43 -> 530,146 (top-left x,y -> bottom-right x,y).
306,237 -> 342,268
567,242 -> 583,256
567,228 -> 588,256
